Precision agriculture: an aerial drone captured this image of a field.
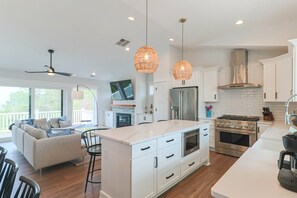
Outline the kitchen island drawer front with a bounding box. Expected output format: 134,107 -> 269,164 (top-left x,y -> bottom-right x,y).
157,164 -> 180,194
181,151 -> 200,177
132,139 -> 157,159
158,144 -> 181,168
158,133 -> 181,150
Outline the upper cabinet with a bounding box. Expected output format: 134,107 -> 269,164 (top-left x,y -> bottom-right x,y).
260,54 -> 293,102
171,70 -> 201,88
203,67 -> 219,102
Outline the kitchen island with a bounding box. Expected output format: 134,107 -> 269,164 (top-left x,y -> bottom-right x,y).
94,120 -> 210,198
211,122 -> 297,198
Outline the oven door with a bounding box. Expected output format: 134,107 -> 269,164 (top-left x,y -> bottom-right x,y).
183,130 -> 200,157
215,128 -> 256,155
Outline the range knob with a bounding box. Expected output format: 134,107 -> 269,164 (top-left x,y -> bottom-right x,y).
242,125 -> 248,129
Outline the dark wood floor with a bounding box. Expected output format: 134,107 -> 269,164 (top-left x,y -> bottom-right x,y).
0,142 -> 237,198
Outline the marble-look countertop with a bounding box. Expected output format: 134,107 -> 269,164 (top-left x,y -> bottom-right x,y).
94,120 -> 209,145
211,147 -> 297,198
260,122 -> 290,141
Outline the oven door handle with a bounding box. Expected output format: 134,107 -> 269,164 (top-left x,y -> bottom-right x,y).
215,127 -> 256,134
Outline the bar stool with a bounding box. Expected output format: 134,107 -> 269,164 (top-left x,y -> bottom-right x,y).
14,175 -> 40,198
0,158 -> 19,197
81,128 -> 108,192
0,146 -> 8,171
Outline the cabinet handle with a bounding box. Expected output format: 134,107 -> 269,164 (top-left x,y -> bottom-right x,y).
291,90 -> 293,95
166,154 -> 174,159
154,157 -> 158,168
144,116 -> 146,121
204,134 -> 208,136
214,94 -> 216,100
182,80 -> 185,85
166,139 -> 174,143
155,108 -> 157,112
141,146 -> 150,151
166,173 -> 175,179
264,93 -> 266,99
189,162 -> 195,167
203,128 -> 208,131
275,92 -> 278,99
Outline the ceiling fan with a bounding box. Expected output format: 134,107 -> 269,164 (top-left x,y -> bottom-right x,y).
25,49 -> 74,77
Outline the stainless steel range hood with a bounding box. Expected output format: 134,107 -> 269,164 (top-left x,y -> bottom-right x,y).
218,49 -> 262,89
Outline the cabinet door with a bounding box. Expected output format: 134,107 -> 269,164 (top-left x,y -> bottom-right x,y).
200,126 -> 209,163
263,63 -> 276,102
131,152 -> 156,198
275,58 -> 293,102
257,123 -> 272,138
171,70 -> 200,88
204,69 -> 218,102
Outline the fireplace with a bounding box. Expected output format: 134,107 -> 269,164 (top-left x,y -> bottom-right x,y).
116,113 -> 131,128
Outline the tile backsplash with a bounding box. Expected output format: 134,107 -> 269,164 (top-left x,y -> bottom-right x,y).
207,52 -> 296,122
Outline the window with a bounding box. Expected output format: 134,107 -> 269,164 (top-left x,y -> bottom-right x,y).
72,89 -> 96,124
0,86 -> 30,134
35,89 -> 63,119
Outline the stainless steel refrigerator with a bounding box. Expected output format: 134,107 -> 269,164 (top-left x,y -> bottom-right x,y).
169,87 -> 198,121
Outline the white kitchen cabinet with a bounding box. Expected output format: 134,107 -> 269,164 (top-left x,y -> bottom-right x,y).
137,113 -> 153,124
171,70 -> 201,88
257,122 -> 272,138
203,67 -> 219,102
132,151 -> 157,198
199,119 -> 215,150
260,54 -> 293,102
104,110 -> 113,128
200,125 -> 210,164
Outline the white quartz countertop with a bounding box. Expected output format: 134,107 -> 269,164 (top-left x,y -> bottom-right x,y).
95,120 -> 208,145
211,147 -> 297,198
261,122 -> 290,141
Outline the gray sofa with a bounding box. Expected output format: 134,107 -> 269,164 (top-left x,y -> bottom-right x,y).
11,119 -> 86,170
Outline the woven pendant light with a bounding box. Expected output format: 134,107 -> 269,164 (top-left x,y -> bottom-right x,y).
173,18 -> 192,80
134,0 -> 159,73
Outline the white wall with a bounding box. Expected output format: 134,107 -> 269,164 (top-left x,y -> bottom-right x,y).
181,47 -> 297,121
0,68 -> 110,125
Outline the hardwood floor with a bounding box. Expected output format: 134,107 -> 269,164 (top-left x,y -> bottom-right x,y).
0,142 -> 237,198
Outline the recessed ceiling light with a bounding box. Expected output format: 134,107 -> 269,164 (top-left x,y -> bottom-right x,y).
128,16 -> 135,21
91,72 -> 96,76
235,20 -> 244,25
169,38 -> 174,42
125,47 -> 130,51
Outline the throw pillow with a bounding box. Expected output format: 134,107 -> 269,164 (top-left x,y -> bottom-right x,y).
34,118 -> 50,130
58,115 -> 67,121
22,124 -> 47,139
47,129 -> 72,138
59,120 -> 72,128
14,120 -> 23,128
50,118 -> 60,128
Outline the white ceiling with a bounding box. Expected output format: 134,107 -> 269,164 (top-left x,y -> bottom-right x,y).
0,0 -> 296,80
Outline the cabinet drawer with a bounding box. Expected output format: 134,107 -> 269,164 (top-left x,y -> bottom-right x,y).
157,164 -> 180,193
201,125 -> 209,133
181,151 -> 200,177
158,133 -> 181,150
158,144 -> 181,168
132,139 -> 157,159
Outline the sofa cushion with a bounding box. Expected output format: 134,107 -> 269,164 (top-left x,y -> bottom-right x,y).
47,129 -> 73,138
22,124 -> 48,139
34,118 -> 50,130
59,120 -> 72,128
58,115 -> 67,121
50,118 -> 60,128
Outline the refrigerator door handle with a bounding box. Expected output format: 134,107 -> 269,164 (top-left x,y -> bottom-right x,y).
180,90 -> 183,120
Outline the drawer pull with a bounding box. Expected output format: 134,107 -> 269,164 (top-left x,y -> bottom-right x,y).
166,173 -> 175,179
189,162 -> 195,167
166,154 -> 174,159
204,134 -> 208,136
203,128 -> 208,131
155,157 -> 158,168
141,146 -> 150,151
166,139 -> 174,143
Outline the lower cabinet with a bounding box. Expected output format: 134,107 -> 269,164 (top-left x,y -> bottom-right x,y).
157,163 -> 180,193
180,151 -> 200,177
132,151 -> 157,198
200,125 -> 210,163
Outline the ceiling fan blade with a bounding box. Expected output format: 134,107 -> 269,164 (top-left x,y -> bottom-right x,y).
25,71 -> 48,74
54,71 -> 74,76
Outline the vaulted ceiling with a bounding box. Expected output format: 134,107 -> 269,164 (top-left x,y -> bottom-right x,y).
0,0 -> 296,80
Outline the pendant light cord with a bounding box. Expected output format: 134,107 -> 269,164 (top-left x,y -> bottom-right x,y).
181,21 -> 184,60
146,0 -> 148,46
50,51 -> 52,66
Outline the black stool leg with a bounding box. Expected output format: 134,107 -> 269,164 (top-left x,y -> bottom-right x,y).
91,155 -> 96,180
85,155 -> 94,192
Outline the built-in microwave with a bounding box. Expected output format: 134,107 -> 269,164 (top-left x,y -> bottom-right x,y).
182,129 -> 200,156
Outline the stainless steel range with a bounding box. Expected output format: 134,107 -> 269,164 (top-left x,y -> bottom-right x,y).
215,115 -> 260,157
